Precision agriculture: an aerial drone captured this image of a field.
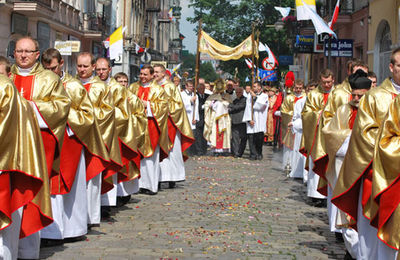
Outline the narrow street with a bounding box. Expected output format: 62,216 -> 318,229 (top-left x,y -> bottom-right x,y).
40,146 -> 346,259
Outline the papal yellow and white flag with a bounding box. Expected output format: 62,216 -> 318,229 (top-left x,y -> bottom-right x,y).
198,30 -> 257,61
109,26 -> 126,60
296,0 -> 316,20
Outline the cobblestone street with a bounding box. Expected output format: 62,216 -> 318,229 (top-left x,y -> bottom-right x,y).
40,146 -> 346,259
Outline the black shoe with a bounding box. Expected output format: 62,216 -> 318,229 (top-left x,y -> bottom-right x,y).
335,232 -> 344,242
41,238 -> 64,247
168,181 -> 176,189
139,188 -> 157,195
311,198 -> 326,208
101,206 -> 111,219
233,155 -> 239,158
117,195 -> 131,207
344,250 -> 356,260
64,235 -> 86,243
249,156 -> 257,160
257,154 -> 263,160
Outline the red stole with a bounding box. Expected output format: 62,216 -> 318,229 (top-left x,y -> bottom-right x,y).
13,74 -> 60,194
161,84 -> 178,147
138,86 -> 160,151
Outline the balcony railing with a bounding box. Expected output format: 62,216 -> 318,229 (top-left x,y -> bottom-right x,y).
146,0 -> 160,12
8,0 -> 52,7
158,10 -> 171,23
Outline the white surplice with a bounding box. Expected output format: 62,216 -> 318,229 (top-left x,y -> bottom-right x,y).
289,97 -> 308,180
139,146 -> 160,193
181,90 -> 199,130
160,132 -> 185,182
242,92 -> 269,134
0,207 -> 22,260
63,151 -> 87,238
307,157 -> 326,199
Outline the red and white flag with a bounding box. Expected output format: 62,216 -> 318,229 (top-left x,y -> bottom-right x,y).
328,0 -> 340,29
245,58 -> 254,69
135,43 -> 145,54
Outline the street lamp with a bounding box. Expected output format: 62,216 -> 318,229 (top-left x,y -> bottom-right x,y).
98,0 -> 111,6
265,20 -> 285,31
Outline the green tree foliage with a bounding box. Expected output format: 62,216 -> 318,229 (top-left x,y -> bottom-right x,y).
187,0 -> 295,84
181,52 -> 218,82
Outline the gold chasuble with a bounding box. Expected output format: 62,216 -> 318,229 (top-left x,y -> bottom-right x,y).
81,76 -> 122,193
11,63 -> 70,195
160,79 -> 194,159
281,93 -> 305,150
203,93 -> 232,150
60,72 -> 110,194
332,78 -> 398,227
107,77 -> 140,182
322,102 -> 357,189
299,86 -> 330,165
313,81 -> 353,194
129,81 -> 169,160
127,91 -> 152,158
0,75 -> 52,238
370,95 -> 400,250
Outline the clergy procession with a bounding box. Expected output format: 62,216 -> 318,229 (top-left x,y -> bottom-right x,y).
2,1 -> 400,259
0,36 -> 199,259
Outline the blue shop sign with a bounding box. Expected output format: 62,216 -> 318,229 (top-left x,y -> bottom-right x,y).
278,55 -> 293,66
295,35 -> 314,53
324,39 -> 353,57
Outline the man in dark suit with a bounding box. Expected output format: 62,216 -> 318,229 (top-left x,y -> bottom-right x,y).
228,87 -> 247,158
194,83 -> 209,155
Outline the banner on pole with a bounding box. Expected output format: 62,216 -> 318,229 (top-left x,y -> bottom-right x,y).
198,30 -> 257,61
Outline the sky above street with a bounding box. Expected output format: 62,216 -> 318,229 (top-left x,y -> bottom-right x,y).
180,0 -> 196,53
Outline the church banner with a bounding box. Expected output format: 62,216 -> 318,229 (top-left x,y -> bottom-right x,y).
198,30 -> 258,61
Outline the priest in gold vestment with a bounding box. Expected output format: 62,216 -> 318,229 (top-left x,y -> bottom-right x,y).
154,64 -> 194,188
96,58 -> 141,211
41,49 -> 110,241
300,69 -> 334,203
313,61 -> 368,195
0,59 -> 51,260
129,64 -> 169,195
332,49 -> 400,259
280,79 -> 305,171
76,52 -> 122,225
370,95 -> 400,256
322,70 -> 371,258
204,79 -> 232,155
11,37 -> 70,259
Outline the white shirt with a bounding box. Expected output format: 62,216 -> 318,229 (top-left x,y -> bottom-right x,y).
181,90 -> 199,129
242,92 -> 269,134
291,97 -> 306,134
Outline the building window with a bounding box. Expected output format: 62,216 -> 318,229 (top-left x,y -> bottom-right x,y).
378,22 -> 392,83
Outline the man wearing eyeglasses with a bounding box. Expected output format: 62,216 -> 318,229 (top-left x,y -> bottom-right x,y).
10,36 -> 71,259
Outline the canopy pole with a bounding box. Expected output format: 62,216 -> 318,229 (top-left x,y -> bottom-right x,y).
250,23 -> 255,121
193,19 -> 202,122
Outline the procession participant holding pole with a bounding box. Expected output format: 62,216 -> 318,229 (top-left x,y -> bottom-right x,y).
242,81 -> 269,160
